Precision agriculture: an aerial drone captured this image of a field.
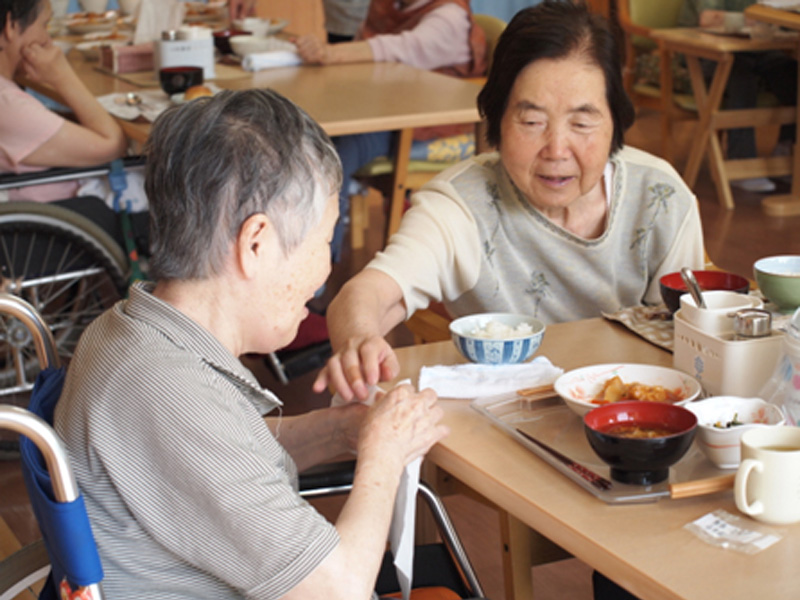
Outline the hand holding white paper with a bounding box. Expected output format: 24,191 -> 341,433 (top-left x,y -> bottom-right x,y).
134,0 -> 185,44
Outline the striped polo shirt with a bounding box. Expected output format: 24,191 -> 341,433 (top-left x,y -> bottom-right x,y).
55,282 -> 340,599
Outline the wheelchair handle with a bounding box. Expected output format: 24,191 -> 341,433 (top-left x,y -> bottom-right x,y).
0,405 -> 79,502
0,293 -> 60,370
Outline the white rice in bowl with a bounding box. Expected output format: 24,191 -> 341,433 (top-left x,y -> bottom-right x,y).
469,319 -> 534,339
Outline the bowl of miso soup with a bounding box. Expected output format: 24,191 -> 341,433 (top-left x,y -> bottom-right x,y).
583,401 -> 697,485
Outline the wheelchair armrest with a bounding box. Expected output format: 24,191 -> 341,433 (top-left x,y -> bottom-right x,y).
298,459 -> 356,497
0,156 -> 146,191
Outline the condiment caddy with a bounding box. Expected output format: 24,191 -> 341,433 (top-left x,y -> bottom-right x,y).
673,308 -> 783,397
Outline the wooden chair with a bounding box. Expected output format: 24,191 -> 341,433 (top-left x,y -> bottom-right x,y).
348,14 -> 507,251
615,0 -> 698,162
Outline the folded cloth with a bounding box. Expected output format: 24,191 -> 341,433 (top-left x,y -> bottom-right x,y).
418,356 -> 564,399
242,50 -> 302,72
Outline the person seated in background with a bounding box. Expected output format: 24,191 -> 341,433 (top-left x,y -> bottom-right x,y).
0,0 -> 149,249
315,0 -> 705,403
323,0 -> 371,43
677,0 -> 797,193
294,0 -> 487,262
55,88 -> 448,599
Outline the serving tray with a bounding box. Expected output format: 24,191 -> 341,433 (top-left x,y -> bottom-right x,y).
472,392 -> 732,504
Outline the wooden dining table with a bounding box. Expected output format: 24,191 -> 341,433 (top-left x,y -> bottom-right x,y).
389,317 -> 800,600
22,49 -> 481,144
21,46 -> 481,242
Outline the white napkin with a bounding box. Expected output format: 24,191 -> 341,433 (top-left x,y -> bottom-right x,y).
418,356 -> 564,398
331,382 -> 417,600
134,0 -> 185,44
242,50 -> 302,72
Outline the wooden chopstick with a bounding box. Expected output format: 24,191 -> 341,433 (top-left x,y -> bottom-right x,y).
669,474 -> 736,499
516,383 -> 556,398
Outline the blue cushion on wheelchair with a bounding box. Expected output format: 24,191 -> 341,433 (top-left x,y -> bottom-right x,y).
20,367 -> 104,594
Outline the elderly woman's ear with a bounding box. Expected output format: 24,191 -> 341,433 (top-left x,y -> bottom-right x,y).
236,212 -> 278,279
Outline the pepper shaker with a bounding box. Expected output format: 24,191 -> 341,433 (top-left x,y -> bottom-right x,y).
732,308 -> 772,340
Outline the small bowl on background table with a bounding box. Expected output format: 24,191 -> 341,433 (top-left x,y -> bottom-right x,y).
754,255 -> 800,313
584,401 -> 697,485
659,270 -> 750,315
448,312 -> 545,365
213,29 -> 250,55
159,66 -> 204,97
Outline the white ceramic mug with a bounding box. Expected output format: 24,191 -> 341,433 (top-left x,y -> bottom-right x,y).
78,0 -> 108,13
734,427 -> 800,525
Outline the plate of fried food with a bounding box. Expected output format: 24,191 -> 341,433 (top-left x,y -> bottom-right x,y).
75,29 -> 131,60
554,363 -> 702,417
183,1 -> 226,23
66,11 -> 121,34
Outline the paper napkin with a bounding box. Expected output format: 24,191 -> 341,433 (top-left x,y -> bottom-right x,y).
418,356 -> 564,398
242,50 -> 302,72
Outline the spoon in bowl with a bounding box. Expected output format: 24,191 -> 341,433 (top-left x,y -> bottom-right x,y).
681,267 -> 706,309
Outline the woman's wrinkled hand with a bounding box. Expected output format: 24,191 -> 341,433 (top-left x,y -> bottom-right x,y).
313,335 -> 400,402
20,40 -> 71,88
294,35 -> 330,65
359,384 -> 448,468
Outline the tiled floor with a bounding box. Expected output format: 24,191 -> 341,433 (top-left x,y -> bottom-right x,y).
2,107 -> 800,599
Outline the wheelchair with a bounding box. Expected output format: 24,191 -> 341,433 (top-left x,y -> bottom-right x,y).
0,160 -> 144,453
0,293 -> 486,600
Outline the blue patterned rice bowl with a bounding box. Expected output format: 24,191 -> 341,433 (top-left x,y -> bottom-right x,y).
449,313 -> 546,365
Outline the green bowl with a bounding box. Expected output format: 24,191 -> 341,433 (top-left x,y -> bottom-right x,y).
754,255 -> 800,312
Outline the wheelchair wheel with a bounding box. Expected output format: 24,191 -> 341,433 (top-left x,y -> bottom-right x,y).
0,202 -> 128,452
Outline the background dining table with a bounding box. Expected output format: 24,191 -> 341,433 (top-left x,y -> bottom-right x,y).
389,317 -> 800,600
20,48 -> 481,148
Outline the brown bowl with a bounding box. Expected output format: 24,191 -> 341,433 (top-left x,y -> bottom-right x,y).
213,29 -> 250,55
159,66 -> 204,96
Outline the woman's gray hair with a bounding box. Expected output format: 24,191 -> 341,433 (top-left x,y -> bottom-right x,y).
144,88 -> 342,281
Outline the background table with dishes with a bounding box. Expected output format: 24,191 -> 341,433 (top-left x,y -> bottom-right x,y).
26,1 -> 481,245
393,313 -> 800,600
32,2 -> 481,171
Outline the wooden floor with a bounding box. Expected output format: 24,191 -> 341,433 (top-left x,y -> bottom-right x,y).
2,108 -> 800,599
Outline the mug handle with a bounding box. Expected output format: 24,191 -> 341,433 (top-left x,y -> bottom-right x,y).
734,458 -> 764,516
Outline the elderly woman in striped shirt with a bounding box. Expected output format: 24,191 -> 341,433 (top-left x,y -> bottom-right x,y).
55,88 -> 447,600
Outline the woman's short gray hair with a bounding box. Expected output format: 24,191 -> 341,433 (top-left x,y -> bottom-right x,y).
144,88 -> 342,281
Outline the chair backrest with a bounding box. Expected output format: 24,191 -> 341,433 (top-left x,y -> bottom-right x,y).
473,13 -> 507,72
0,294 -> 104,600
618,0 -> 685,51
627,0 -> 684,30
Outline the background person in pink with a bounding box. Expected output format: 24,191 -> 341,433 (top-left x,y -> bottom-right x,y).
294,0 -> 487,263
0,0 -> 127,202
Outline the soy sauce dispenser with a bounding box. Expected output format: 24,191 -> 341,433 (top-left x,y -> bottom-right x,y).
760,308 -> 800,425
